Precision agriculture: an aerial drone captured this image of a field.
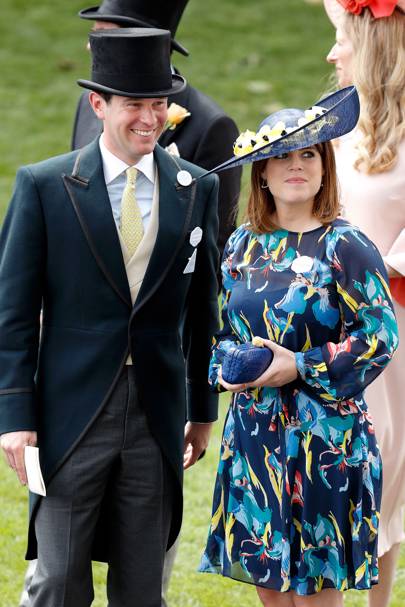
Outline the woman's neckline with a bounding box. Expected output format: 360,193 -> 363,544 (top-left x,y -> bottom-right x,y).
272,223 -> 326,235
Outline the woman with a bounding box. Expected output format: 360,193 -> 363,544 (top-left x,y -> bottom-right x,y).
198,87 -> 398,606
325,2 -> 405,605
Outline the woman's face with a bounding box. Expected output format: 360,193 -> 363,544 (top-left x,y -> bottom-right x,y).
326,26 -> 354,88
262,147 -> 323,210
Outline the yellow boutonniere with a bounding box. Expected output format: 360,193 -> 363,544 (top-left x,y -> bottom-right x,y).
165,103 -> 191,130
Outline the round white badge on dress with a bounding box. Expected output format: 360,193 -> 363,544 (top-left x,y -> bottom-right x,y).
177,170 -> 193,187
291,255 -> 314,274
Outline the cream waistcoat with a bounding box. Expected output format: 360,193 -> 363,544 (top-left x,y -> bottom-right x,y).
116,176 -> 160,363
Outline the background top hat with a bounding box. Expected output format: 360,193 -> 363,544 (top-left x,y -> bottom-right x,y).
79,0 -> 190,56
77,28 -> 186,97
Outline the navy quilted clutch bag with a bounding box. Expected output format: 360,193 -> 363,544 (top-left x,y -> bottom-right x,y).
222,342 -> 274,384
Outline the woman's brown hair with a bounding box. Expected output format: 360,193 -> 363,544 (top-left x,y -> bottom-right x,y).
246,142 -> 340,233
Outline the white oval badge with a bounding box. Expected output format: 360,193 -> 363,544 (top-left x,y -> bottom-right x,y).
190,227 -> 203,247
177,170 -> 193,187
291,255 -> 313,274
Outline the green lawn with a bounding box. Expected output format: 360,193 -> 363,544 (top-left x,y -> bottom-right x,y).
1,0 -> 404,605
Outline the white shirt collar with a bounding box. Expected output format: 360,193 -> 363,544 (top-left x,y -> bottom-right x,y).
99,134 -> 155,185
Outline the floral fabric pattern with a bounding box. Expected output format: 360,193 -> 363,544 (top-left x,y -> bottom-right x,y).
199,219 -> 398,595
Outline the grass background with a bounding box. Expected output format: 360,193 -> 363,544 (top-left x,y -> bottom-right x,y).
1,0 -> 404,605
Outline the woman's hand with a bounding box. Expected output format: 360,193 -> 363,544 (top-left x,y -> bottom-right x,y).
218,369 -> 249,393
249,339 -> 298,388
217,339 -> 298,392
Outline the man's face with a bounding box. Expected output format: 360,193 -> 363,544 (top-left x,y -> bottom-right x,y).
90,94 -> 168,164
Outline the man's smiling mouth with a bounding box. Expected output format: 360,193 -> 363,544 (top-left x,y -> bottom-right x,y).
131,128 -> 155,137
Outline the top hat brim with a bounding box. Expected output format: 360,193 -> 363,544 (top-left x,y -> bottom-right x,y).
196,86 -> 360,179
79,7 -> 189,56
77,73 -> 186,98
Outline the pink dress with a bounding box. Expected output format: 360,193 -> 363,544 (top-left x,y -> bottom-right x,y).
335,132 -> 405,556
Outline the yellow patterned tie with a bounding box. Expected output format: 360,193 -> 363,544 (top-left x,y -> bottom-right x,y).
120,167 -> 144,256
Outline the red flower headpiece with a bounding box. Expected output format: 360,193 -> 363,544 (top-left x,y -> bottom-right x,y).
338,0 -> 400,17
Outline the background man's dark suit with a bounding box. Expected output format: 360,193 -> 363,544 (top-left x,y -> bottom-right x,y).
0,139 -> 219,562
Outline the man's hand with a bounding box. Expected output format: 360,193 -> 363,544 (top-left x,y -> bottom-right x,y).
0,431 -> 37,485
183,422 -> 213,470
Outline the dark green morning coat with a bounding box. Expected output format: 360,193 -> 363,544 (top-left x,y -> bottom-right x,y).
0,140 -> 219,559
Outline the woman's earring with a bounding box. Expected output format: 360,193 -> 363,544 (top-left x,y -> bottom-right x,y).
260,179 -> 268,190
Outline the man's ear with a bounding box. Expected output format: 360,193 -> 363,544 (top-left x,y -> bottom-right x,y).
89,92 -> 106,120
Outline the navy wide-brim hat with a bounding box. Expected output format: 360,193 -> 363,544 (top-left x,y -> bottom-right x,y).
200,86 -> 359,177
77,28 -> 186,97
79,0 -> 190,56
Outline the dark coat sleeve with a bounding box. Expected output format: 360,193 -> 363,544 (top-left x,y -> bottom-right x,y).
184,174 -> 220,422
191,115 -> 241,260
0,167 -> 45,433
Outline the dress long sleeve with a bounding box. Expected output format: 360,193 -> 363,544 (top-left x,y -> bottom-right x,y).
295,230 -> 399,402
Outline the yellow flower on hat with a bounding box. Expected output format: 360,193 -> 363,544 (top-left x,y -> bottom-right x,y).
233,105 -> 328,157
165,103 -> 191,130
270,121 -> 287,137
297,105 -> 327,127
233,121 -> 290,156
253,125 -> 271,150
252,122 -> 286,150
311,105 -> 328,116
233,130 -> 257,156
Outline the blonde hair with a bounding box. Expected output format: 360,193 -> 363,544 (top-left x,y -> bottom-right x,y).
343,8 -> 405,173
246,142 -> 340,234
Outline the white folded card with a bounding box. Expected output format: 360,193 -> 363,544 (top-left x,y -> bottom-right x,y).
24,446 -> 46,496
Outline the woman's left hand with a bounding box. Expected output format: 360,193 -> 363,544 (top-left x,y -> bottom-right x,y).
218,339 -> 298,392
218,368 -> 248,393
249,339 -> 298,388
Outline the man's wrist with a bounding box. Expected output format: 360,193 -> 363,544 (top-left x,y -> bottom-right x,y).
187,421 -> 214,425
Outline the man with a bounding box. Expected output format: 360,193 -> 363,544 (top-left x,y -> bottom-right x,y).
0,28 -> 219,607
73,0 -> 241,261
72,5 -> 240,604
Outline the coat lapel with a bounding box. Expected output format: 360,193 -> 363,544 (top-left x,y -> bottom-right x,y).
132,144 -> 196,316
62,140 -> 132,309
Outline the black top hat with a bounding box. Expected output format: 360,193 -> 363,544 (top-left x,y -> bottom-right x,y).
79,0 -> 189,56
77,28 -> 186,97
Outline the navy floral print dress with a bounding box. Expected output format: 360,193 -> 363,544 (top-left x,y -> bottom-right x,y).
199,219 -> 398,595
